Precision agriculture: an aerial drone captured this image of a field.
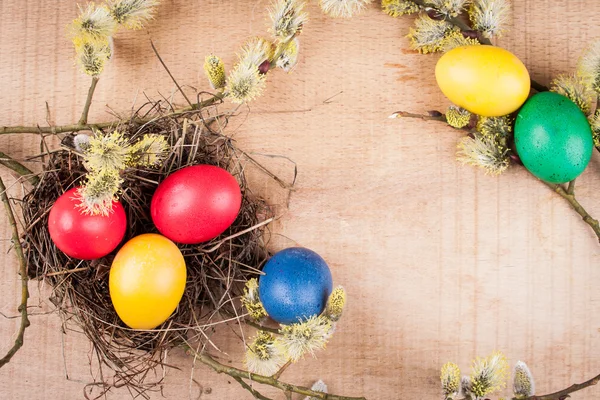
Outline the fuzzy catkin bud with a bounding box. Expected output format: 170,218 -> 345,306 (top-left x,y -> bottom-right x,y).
279,315 -> 331,362
470,351 -> 509,397
324,286 -> 346,322
381,0 -> 419,17
304,380 -> 328,400
446,106 -> 471,129
241,279 -> 268,321
107,0 -> 159,30
551,73 -> 594,116
203,55 -> 226,90
513,361 -> 535,399
469,0 -> 510,38
269,0 -> 308,42
441,362 -> 461,399
275,39 -> 300,72
407,14 -> 455,54
244,330 -> 288,376
319,0 -> 373,18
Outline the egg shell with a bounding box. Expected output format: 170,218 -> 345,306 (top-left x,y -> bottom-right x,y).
150,165 -> 242,244
48,187 -> 127,260
435,45 -> 531,117
109,233 -> 187,329
259,247 -> 333,325
514,92 -> 593,184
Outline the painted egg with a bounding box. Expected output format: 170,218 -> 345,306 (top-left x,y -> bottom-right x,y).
48,187 -> 127,260
109,233 -> 186,329
435,45 -> 531,117
151,165 -> 242,244
514,92 -> 593,184
259,247 -> 333,325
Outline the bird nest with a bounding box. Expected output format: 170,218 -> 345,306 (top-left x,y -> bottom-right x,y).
21,101 -> 285,397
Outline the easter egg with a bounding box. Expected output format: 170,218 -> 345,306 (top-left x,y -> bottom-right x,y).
151,165 -> 242,244
48,187 -> 127,260
109,233 -> 186,329
259,247 -> 333,325
514,92 -> 593,184
435,45 -> 531,117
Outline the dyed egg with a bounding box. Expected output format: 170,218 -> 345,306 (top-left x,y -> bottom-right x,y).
435,45 -> 531,117
48,187 -> 127,260
515,92 -> 593,184
109,233 -> 186,329
151,165 -> 242,244
259,247 -> 333,325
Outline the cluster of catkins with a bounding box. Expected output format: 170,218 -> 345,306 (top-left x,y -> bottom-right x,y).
202,0 -> 306,104
240,279 -> 347,376
384,0 -> 600,175
441,352 -> 535,400
73,131 -> 168,215
69,0 -> 159,76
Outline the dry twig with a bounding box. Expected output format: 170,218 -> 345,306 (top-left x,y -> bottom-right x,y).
0,176 -> 31,368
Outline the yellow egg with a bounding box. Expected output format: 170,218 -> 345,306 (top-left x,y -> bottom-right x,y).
109,233 -> 186,329
435,45 -> 531,117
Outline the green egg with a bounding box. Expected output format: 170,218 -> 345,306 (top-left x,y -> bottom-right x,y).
514,92 -> 593,184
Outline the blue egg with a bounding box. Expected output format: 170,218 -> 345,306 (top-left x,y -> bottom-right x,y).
259,247 -> 333,325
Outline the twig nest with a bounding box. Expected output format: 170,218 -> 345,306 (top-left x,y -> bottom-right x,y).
22,103 -> 276,392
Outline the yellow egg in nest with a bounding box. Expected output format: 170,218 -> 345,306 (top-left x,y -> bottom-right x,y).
109,233 -> 187,329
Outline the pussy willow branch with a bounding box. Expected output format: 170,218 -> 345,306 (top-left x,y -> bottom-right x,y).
395,110 -> 600,243
187,347 -> 366,400
544,181 -> 600,243
78,76 -> 100,125
0,176 -> 31,368
0,95 -> 224,136
409,0 -> 549,92
518,372 -> 600,400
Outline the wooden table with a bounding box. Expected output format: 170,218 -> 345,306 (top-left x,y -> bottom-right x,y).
1,1 -> 599,399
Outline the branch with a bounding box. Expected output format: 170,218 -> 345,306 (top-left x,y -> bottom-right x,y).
78,76 -> 100,125
392,110 -> 600,243
518,372 -> 600,400
0,152 -> 40,186
232,376 -> 273,400
409,0 -> 549,92
390,110 -> 447,122
0,176 -> 31,368
188,349 -> 366,400
0,95 -> 224,135
544,181 -> 600,243
150,40 -> 194,109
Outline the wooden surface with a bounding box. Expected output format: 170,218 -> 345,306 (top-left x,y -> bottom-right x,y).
1,1 -> 600,399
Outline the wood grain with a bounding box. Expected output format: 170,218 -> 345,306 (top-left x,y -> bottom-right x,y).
1,1 -> 600,399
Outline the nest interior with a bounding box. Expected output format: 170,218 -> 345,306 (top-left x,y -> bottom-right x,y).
21,102 -> 278,396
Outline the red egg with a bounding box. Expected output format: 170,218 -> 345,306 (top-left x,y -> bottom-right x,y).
151,165 -> 242,244
48,187 -> 127,260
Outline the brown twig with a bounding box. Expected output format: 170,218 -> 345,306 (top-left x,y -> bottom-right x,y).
0,176 -> 31,368
190,349 -> 367,400
78,76 -> 100,125
232,376 -> 273,400
567,179 -> 576,195
394,109 -> 600,243
0,151 -> 40,186
518,372 -> 600,400
0,95 -> 224,136
150,40 -> 194,109
409,0 -> 549,92
544,181 -> 600,243
390,111 -> 448,122
272,360 -> 292,380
